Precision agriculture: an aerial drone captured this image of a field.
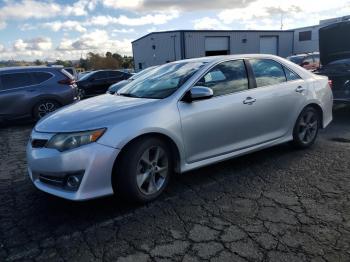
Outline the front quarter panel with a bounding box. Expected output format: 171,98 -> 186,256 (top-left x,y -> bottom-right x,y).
97,99 -> 184,159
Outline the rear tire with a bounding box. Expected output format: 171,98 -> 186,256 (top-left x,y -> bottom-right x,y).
32,100 -> 60,120
113,137 -> 173,203
292,106 -> 320,149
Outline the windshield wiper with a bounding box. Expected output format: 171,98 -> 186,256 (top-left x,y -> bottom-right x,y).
117,93 -> 140,98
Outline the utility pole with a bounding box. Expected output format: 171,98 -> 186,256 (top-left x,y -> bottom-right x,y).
280,12 -> 284,30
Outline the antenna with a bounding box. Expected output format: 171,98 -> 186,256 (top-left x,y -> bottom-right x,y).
280,12 -> 284,30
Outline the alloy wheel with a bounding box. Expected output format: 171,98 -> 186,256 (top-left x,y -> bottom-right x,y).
37,102 -> 57,118
298,110 -> 318,144
136,146 -> 169,195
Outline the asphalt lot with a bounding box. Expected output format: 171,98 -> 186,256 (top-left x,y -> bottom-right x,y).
0,105 -> 350,262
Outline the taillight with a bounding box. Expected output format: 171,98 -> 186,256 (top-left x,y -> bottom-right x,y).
328,79 -> 333,88
58,78 -> 75,85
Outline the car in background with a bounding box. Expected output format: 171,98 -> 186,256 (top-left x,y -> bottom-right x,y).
27,54 -> 333,203
315,20 -> 350,103
107,66 -> 158,94
0,66 -> 78,122
77,70 -> 132,98
315,58 -> 350,103
287,53 -> 320,71
63,67 -> 78,80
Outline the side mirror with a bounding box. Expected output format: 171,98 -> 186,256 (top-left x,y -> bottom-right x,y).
183,86 -> 213,102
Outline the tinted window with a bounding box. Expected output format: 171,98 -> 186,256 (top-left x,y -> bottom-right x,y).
312,54 -> 320,63
250,59 -> 286,87
32,72 -> 52,84
109,71 -> 123,78
299,31 -> 312,41
93,71 -> 109,79
197,60 -> 248,96
303,56 -> 313,64
284,67 -> 301,81
65,68 -> 74,75
0,73 -> 34,90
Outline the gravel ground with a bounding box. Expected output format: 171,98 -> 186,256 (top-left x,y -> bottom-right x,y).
0,105 -> 350,262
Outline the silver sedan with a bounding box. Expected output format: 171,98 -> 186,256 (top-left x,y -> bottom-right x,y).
27,54 -> 333,203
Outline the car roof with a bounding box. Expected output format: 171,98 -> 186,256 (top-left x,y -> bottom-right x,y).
0,66 -> 60,73
168,54 -> 287,64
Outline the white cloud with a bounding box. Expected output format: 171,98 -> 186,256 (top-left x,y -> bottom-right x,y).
112,28 -> 135,33
87,11 -> 179,27
13,37 -> 52,51
102,0 -> 254,11
0,0 -> 95,30
43,21 -> 87,33
193,17 -> 231,30
57,30 -> 132,56
0,44 -> 5,53
217,0 -> 350,29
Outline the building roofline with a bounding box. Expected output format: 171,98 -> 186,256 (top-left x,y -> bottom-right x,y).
131,29 -> 295,43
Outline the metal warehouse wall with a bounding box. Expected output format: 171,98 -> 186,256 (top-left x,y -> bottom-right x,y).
132,31 -> 182,71
293,26 -> 321,54
184,31 -> 293,58
132,30 -> 294,69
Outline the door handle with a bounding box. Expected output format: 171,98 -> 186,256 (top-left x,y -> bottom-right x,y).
295,86 -> 306,93
243,97 -> 256,105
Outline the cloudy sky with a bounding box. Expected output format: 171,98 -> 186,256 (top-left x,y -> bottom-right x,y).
0,0 -> 349,61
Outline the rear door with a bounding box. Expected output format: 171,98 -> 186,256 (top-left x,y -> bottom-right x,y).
89,71 -> 109,94
108,71 -> 126,86
0,72 -> 36,118
246,59 -> 308,139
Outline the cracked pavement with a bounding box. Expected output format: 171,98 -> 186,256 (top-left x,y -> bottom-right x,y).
1,105 -> 350,262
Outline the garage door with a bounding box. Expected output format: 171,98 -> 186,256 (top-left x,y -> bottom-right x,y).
259,36 -> 278,55
205,37 -> 229,56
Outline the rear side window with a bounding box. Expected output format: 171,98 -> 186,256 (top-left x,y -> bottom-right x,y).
0,73 -> 34,90
32,72 -> 53,84
109,71 -> 123,78
197,60 -> 249,97
284,67 -> 301,81
249,59 -> 286,87
93,71 -> 109,79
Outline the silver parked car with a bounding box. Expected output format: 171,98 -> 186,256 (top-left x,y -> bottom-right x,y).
27,55 -> 333,203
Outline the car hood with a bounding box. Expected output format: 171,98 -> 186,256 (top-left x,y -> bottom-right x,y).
319,21 -> 350,65
35,94 -> 157,133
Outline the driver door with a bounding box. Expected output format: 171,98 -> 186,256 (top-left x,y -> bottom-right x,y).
177,59 -> 259,163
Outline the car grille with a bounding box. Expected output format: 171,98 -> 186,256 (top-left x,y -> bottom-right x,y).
31,139 -> 48,148
39,174 -> 65,187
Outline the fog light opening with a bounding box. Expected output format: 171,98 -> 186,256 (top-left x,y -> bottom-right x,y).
66,175 -> 81,189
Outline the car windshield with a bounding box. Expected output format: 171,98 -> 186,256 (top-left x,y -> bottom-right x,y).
288,55 -> 306,65
79,71 -> 95,81
130,66 -> 157,80
117,62 -> 206,99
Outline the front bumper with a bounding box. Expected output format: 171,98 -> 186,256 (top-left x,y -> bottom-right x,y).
26,130 -> 120,201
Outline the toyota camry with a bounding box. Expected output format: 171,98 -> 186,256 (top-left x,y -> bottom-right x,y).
27,54 -> 333,203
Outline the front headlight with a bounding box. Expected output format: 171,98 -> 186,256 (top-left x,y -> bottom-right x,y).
46,128 -> 106,152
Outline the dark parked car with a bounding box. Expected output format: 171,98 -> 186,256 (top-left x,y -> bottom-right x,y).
107,66 -> 157,94
287,53 -> 320,71
0,66 -> 78,122
77,70 -> 132,98
315,21 -> 350,103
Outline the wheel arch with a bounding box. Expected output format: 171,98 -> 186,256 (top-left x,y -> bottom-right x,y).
112,132 -> 182,184
305,103 -> 324,128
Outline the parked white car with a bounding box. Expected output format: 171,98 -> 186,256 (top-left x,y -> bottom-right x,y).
27,54 -> 333,203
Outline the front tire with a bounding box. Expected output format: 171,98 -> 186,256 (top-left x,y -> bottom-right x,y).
292,106 -> 320,148
113,137 -> 173,203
